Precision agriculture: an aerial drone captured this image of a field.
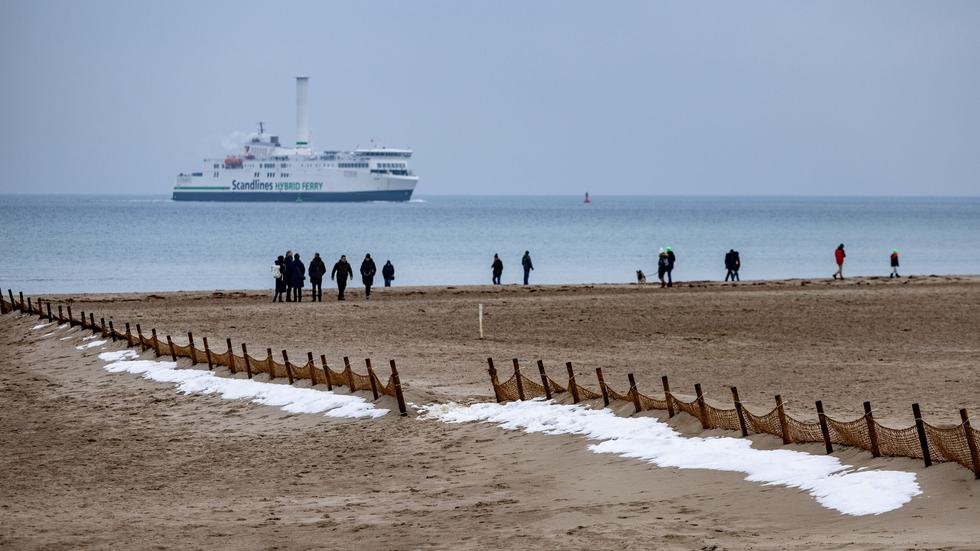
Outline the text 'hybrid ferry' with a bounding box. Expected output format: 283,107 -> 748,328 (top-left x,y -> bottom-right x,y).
173,77 -> 418,202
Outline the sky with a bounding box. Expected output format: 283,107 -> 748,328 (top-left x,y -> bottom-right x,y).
1,0 -> 978,196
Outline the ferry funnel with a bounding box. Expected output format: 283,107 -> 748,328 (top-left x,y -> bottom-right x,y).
295,76 -> 310,150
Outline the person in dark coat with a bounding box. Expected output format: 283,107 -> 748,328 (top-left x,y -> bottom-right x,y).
382,260 -> 395,287
890,249 -> 900,278
724,249 -> 740,282
283,251 -> 294,302
491,254 -> 503,285
308,252 -> 326,302
521,251 -> 534,285
273,255 -> 286,302
665,246 -> 676,287
360,254 -> 377,299
290,253 -> 306,302
331,254 -> 354,301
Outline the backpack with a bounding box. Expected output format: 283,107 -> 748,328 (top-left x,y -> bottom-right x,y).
659,255 -> 670,268
272,265 -> 282,280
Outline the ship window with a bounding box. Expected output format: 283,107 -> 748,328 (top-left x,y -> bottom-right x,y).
254,172 -> 260,177
213,171 -> 219,178
267,172 -> 275,177
280,163 -> 287,168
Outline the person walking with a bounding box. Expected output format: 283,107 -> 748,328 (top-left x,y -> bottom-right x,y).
308,252 -> 326,302
890,249 -> 900,278
331,254 -> 354,301
732,249 -> 741,281
283,251 -> 295,302
491,254 -> 503,285
833,244 -> 846,279
360,253 -> 377,299
521,251 -> 534,285
665,246 -> 676,287
382,260 -> 395,287
272,255 -> 286,302
725,249 -> 740,282
290,253 -> 306,302
657,248 -> 670,288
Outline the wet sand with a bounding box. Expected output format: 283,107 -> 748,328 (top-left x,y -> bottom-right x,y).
2,275 -> 979,549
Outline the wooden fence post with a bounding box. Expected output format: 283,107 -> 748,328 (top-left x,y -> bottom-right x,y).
662,375 -> 674,418
344,356 -> 356,391
20,292 -> 26,311
135,324 -> 145,351
266,348 -> 273,378
46,302 -> 53,322
512,359 -> 526,401
912,403 -> 931,467
203,337 -> 213,370
959,408 -> 980,479
308,353 -> 318,386
67,305 -> 74,326
566,362 -> 580,404
8,290 -> 15,312
282,350 -> 294,384
694,384 -> 709,429
100,318 -> 108,338
80,310 -> 85,328
240,343 -> 252,378
167,336 -> 176,361
537,360 -> 552,400
596,367 -> 609,407
151,329 -> 160,357
365,359 -> 380,399
27,297 -> 34,316
187,332 -> 197,365
320,355 -> 333,391
224,339 -> 236,374
816,400 -> 833,454
731,387 -> 748,437
389,360 -> 408,416
627,373 -> 642,414
487,358 -> 502,403
108,320 -> 117,342
775,395 -> 790,444
58,305 -> 64,323
89,313 -> 97,334
125,323 -> 133,347
864,401 -> 880,458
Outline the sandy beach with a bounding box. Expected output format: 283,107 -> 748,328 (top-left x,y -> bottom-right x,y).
2,275 -> 979,549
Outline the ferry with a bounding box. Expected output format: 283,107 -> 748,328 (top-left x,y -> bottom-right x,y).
172,77 -> 418,202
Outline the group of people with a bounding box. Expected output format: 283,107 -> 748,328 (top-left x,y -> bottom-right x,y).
832,244 -> 901,280
273,251 -> 395,302
491,251 -> 535,285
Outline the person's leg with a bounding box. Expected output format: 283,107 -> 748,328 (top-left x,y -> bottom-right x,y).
523,268 -> 529,285
725,269 -> 731,282
285,285 -> 292,301
385,278 -> 391,287
365,284 -> 371,299
667,269 -> 673,287
734,270 -> 739,282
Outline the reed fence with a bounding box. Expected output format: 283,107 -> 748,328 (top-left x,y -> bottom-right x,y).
486,357 -> 980,479
2,291 -> 407,416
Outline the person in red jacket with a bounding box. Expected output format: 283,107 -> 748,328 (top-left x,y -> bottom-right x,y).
833,244 -> 846,279
890,249 -> 900,278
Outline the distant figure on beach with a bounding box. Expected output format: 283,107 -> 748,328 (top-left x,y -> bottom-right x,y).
284,251 -> 295,302
273,255 -> 286,302
491,254 -> 503,285
665,246 -> 676,287
331,254 -> 354,301
833,244 -> 846,279
308,253 -> 326,302
657,248 -> 669,288
290,253 -> 306,302
521,251 -> 534,285
890,249 -> 900,278
725,249 -> 741,282
382,260 -> 395,287
360,254 -> 377,299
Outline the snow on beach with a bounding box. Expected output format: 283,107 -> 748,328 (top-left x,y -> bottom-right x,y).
31,322 -> 52,330
97,352 -> 388,419
76,340 -> 106,350
420,400 -> 922,516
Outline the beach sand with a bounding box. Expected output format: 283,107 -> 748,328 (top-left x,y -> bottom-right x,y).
2,275 -> 979,549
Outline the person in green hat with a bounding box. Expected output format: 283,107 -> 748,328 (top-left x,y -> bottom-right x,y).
665,246 -> 676,287
890,249 -> 900,278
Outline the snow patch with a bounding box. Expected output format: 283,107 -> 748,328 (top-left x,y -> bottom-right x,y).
82,334 -> 98,341
75,340 -> 106,350
98,350 -> 139,362
420,400 -> 921,516
32,322 -> 52,330
100,358 -> 387,419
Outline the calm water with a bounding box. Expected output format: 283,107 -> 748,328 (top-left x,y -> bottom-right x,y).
1,195 -> 978,294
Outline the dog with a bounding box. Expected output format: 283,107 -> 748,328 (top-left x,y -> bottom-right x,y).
636,270 -> 647,284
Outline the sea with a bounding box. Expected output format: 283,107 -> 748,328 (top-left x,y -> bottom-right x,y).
1,195 -> 978,294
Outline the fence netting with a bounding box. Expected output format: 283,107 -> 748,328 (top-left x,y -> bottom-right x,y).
489,362 -> 980,474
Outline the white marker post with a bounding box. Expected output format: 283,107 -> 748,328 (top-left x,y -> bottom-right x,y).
478,303 -> 484,339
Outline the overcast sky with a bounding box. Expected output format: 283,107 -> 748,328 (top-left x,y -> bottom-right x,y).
1,1 -> 978,195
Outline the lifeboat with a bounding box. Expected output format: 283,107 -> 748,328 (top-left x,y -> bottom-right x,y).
224,156 -> 243,168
